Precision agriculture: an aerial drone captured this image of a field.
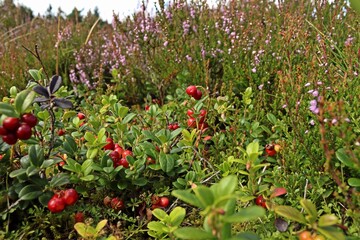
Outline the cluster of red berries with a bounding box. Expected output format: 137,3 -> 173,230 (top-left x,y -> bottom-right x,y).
255,195 -> 267,209
103,196 -> 125,211
187,108 -> 208,130
265,143 -> 281,157
105,137 -> 132,168
186,85 -> 202,100
151,195 -> 170,209
0,113 -> 37,145
48,188 -> 79,213
167,122 -> 180,130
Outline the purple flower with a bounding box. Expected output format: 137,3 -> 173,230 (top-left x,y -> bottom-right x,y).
309,119 -> 315,126
309,100 -> 319,114
312,90 -> 319,97
258,84 -> 264,90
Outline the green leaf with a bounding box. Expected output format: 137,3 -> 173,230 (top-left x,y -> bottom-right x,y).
348,178 -> 360,187
336,148 -> 355,169
15,90 -> 36,114
172,190 -> 203,208
317,226 -> 345,240
300,199 -> 318,224
81,159 -> 94,173
169,207 -> 186,227
74,223 -> 96,237
273,205 -> 306,224
49,174 -> 70,187
80,175 -> 95,181
95,219 -> 108,232
84,132 -> 96,143
210,175 -> 237,199
147,221 -> 168,233
9,168 -> 27,178
224,206 -> 266,223
174,227 -> 216,240
152,208 -> 168,221
193,186 -> 215,207
19,184 -> 43,200
266,113 -> 277,125
29,145 -> 44,167
0,102 -> 17,117
350,0 -> 360,14
159,152 -> 175,172
122,113 -> 137,124
86,148 -> 98,159
230,232 -> 261,240
318,214 -> 339,227
29,69 -> 41,81
170,127 -> 183,140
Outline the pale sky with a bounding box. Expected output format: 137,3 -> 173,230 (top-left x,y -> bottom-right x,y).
14,0 -> 218,22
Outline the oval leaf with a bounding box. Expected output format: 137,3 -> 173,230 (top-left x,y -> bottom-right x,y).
33,85 -> 49,98
318,214 -> 338,227
15,90 -> 36,114
273,205 -> 306,224
53,98 -> 73,109
348,178 -> 360,187
224,206 -> 266,223
174,227 -> 216,240
300,199 -> 318,223
169,207 -> 186,227
0,102 -> 17,117
336,148 -> 355,169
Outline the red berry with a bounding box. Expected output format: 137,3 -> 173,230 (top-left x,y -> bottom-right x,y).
0,126 -> 8,135
199,109 -> 207,117
77,112 -> 85,120
159,197 -> 170,208
63,188 -> 79,206
146,157 -> 155,165
109,151 -> 120,162
103,137 -> 115,150
168,124 -> 174,130
2,117 -> 20,131
193,89 -> 202,100
2,133 -> 18,145
48,195 -> 66,213
187,117 -> 196,128
74,212 -> 84,223
58,129 -> 66,136
21,113 -> 37,127
187,109 -> 194,117
255,195 -> 267,209
186,85 -> 197,96
16,123 -> 32,140
111,197 -> 124,211
145,105 -> 150,111
122,149 -> 133,159
103,196 -> 112,206
172,123 -> 180,130
119,158 -> 129,168
151,204 -> 160,209
265,148 -> 276,157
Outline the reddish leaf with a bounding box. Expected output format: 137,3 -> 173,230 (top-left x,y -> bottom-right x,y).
270,187 -> 287,198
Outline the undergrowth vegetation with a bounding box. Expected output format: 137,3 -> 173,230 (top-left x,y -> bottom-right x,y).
0,0 -> 359,239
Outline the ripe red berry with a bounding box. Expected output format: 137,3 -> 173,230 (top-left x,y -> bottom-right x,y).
74,212 -> 84,223
186,85 -> 197,96
48,195 -> 66,213
159,197 -> 170,208
63,188 -> 79,206
2,133 -> 18,145
21,113 -> 37,127
103,137 -> 115,150
193,89 -> 202,100
0,126 -> 8,135
122,149 -> 133,159
16,123 -> 32,140
145,105 -> 150,111
109,151 -> 120,162
187,109 -> 194,117
168,124 -> 174,130
172,123 -> 180,130
58,129 -> 66,136
187,117 -> 196,128
77,112 -> 86,120
111,197 -> 124,211
265,148 -> 276,157
119,158 -> 129,168
2,117 -> 20,131
146,157 -> 155,165
255,195 -> 267,209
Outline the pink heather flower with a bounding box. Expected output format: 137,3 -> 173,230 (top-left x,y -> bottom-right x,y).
317,81 -> 323,85
309,100 -> 319,114
282,104 -> 287,108
258,84 -> 264,90
309,119 -> 315,126
307,89 -> 314,94
312,90 -> 319,97
331,118 -> 338,125
304,82 -> 311,87
305,130 -> 309,134
251,67 -> 256,73
164,41 -> 168,47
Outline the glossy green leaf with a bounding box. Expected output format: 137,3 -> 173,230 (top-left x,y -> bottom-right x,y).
193,186 -> 214,207
224,206 -> 266,223
122,112 -> 137,124
174,227 -> 216,240
152,208 -> 168,221
300,199 -> 317,224
159,152 -> 175,172
14,90 -> 36,114
0,102 -> 17,117
210,175 -> 237,199
95,219 -> 108,232
317,226 -> 345,240
169,207 -> 186,227
147,221 -> 168,233
28,69 -> 42,81
49,174 -> 70,187
19,184 -> 42,200
348,178 -> 360,187
84,132 -> 96,143
318,214 -> 339,227
172,189 -> 203,208
336,148 -> 355,169
74,223 -> 96,237
273,205 -> 306,224
9,168 -> 27,178
29,145 -> 44,167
